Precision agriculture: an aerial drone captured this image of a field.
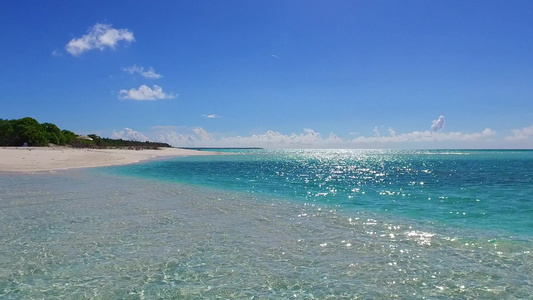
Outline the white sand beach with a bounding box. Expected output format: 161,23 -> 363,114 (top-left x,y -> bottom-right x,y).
0,147 -> 221,173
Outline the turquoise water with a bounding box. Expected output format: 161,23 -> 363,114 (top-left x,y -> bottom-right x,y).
1,149 -> 532,298
106,149 -> 533,237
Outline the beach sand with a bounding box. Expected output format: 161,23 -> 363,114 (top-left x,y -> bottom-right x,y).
0,147 -> 221,173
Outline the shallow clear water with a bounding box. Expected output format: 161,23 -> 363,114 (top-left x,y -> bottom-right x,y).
1,149 -> 532,298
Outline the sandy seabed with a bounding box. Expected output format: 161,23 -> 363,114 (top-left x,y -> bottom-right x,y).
0,147 -> 222,173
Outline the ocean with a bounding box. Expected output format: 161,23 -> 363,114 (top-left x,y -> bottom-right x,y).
1,149 -> 532,298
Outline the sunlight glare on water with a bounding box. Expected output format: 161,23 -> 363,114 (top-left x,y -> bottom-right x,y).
106,149 -> 533,236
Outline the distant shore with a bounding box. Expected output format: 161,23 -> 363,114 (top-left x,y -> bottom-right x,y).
0,147 -> 225,173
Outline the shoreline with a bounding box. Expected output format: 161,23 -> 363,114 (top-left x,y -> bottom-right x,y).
0,146 -> 225,173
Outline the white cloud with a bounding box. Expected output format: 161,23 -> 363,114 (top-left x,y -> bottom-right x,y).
218,129 -> 327,148
327,133 -> 343,144
123,65 -> 162,79
51,49 -> 63,57
147,127 -> 329,148
505,125 -> 533,141
431,116 -> 446,132
218,128 -> 495,148
193,127 -> 213,140
152,126 -> 214,147
271,54 -> 280,59
388,127 -> 397,137
202,114 -> 221,119
155,130 -> 195,146
353,128 -> 495,144
110,126 -> 497,148
373,126 -> 381,137
66,23 -> 134,56
111,128 -> 150,142
118,85 -> 176,101
113,117 -> 499,148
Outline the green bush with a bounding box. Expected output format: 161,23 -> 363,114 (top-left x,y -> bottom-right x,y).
60,130 -> 77,145
13,117 -> 48,146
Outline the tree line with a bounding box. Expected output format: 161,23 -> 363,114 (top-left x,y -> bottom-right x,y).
0,117 -> 171,149
84,134 -> 171,149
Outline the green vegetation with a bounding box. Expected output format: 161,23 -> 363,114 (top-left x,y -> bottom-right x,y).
81,134 -> 171,149
0,117 -> 171,149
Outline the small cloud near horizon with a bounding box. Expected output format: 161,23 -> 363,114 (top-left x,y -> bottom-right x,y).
373,126 -> 381,137
123,65 -> 162,79
431,116 -> 446,132
51,49 -> 63,57
202,114 -> 221,119
111,128 -> 150,142
118,85 -> 176,101
66,23 -> 134,56
505,125 -> 533,141
388,127 -> 397,137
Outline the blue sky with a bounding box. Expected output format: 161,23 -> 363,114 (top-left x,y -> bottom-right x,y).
1,0 -> 532,148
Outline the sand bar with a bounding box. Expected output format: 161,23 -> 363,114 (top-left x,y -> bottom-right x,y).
0,147 -> 223,173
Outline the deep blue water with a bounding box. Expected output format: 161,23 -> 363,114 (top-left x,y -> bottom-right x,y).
105,149 -> 533,237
